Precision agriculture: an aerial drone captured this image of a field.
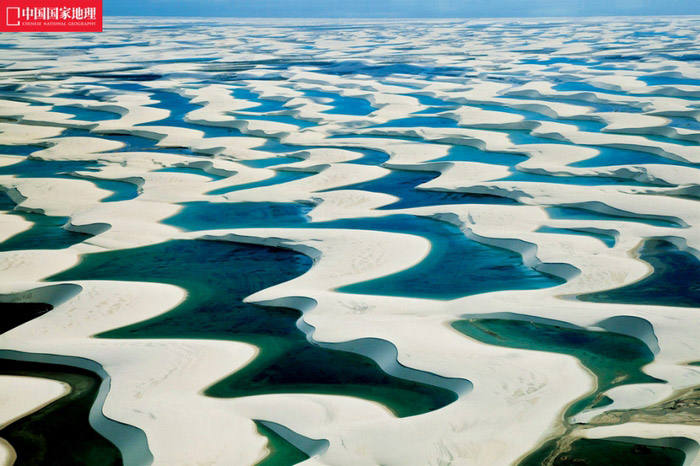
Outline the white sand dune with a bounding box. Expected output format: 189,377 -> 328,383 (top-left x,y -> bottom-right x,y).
0,15 -> 698,466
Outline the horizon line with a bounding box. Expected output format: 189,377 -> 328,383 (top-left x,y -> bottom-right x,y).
104,13 -> 700,19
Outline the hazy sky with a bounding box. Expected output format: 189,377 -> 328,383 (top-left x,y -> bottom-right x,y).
105,0 -> 700,17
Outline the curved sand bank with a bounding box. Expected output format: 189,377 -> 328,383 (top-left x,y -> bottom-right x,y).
0,376 -> 70,466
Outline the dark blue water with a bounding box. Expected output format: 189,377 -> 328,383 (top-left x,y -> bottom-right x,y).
410,94 -> 457,107
51,90 -> 109,101
155,166 -> 227,181
261,140 -> 391,166
505,128 -> 573,145
554,82 -> 616,93
412,105 -> 460,114
0,144 -> 43,156
0,158 -> 139,202
348,148 -> 391,166
0,184 -> 92,259
520,57 -> 593,66
327,133 -> 427,145
642,133 -> 700,147
369,116 -> 460,129
302,90 -> 376,116
536,226 -> 617,248
553,73 -> 700,101
96,179 -> 140,202
55,126 -> 225,159
579,239 -> 700,307
546,206 -> 683,228
551,81 -> 681,102
325,168 -> 516,209
434,145 -> 526,166
254,139 -> 315,154
0,211 -> 90,252
163,201 -> 312,231
63,41 -> 150,50
59,128 -> 195,154
506,94 -> 645,114
245,145 -> 390,167
571,146 -> 693,168
499,169 -> 654,187
637,76 -> 700,87
0,158 -> 102,177
47,240 -> 314,347
557,118 -> 608,133
308,215 -> 564,300
101,83 -> 260,140
239,156 -> 305,168
254,421 -> 308,466
452,102 -> 607,133
228,112 -> 317,129
669,117 -> 700,131
231,87 -> 290,114
50,105 -> 121,122
131,88 -> 252,138
206,170 -> 315,195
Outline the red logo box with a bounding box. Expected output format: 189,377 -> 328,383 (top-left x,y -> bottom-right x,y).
1,0 -> 102,31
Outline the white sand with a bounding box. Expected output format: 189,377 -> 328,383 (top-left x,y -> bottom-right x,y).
1,16 -> 699,466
